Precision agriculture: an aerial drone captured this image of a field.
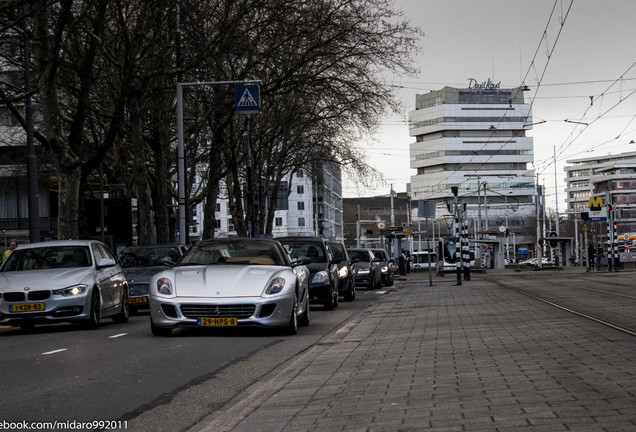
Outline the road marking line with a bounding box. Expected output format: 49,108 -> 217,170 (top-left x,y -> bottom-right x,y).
42,349 -> 67,355
109,333 -> 128,339
376,291 -> 387,294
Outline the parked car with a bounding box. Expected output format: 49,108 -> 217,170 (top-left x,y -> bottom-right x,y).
116,244 -> 187,312
327,240 -> 355,301
277,237 -> 339,310
0,240 -> 129,329
148,238 -> 310,336
370,248 -> 394,286
347,248 -> 382,290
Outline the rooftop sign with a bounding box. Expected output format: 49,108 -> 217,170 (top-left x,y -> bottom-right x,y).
468,78 -> 501,90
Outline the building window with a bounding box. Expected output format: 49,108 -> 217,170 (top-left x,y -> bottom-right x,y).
215,219 -> 221,228
298,217 -> 305,227
297,202 -> 305,211
297,169 -> 304,178
216,203 -> 221,212
275,217 -> 283,227
297,185 -> 304,194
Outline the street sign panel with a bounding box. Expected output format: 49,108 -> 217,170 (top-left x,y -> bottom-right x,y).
235,85 -> 260,113
587,207 -> 607,221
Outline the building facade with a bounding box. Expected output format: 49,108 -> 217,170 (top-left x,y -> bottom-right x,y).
407,82 -> 536,239
564,151 -> 636,234
209,163 -> 344,240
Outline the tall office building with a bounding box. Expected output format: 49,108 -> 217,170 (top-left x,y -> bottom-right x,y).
408,82 -> 536,234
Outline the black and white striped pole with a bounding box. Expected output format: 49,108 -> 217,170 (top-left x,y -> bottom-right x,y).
452,187 -> 462,285
462,218 -> 471,281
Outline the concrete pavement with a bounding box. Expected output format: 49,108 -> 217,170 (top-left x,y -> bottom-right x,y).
190,268 -> 636,432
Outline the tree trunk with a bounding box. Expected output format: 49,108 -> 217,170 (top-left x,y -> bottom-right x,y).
56,162 -> 81,240
129,92 -> 153,244
150,86 -> 171,243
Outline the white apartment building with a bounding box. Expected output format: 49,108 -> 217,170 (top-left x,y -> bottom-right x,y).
209,163 -> 344,240
564,151 -> 636,233
408,82 -> 536,234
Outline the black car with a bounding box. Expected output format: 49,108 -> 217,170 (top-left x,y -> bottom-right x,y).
347,248 -> 382,290
370,248 -> 394,287
327,240 -> 355,302
116,244 -> 187,312
277,237 -> 339,310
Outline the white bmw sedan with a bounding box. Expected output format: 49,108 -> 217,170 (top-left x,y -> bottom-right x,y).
0,240 -> 129,329
148,238 -> 310,336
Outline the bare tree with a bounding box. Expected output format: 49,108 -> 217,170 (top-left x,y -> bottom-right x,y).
218,0 -> 420,236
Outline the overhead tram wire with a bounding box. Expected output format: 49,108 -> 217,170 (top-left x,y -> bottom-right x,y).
428,0 -> 574,194
532,59 -> 636,170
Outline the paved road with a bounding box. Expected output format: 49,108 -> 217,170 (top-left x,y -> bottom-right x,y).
0,289 -> 383,431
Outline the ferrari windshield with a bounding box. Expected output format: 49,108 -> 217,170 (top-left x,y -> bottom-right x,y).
178,239 -> 286,266
1,246 -> 92,271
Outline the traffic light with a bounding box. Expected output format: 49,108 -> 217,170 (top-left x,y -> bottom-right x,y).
548,231 -> 558,248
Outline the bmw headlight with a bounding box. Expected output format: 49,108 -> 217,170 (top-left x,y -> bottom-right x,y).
337,266 -> 348,278
53,284 -> 88,296
381,265 -> 389,273
156,277 -> 173,295
264,277 -> 285,295
312,271 -> 328,284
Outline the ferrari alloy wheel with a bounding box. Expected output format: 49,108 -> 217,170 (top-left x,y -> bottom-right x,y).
151,318 -> 172,337
286,296 -> 298,335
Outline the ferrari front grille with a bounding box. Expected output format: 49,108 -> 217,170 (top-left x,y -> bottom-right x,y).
180,304 -> 256,319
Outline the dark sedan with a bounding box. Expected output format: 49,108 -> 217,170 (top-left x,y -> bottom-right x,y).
277,237 -> 339,310
347,248 -> 382,290
116,244 -> 187,312
370,248 -> 394,287
328,240 -> 355,301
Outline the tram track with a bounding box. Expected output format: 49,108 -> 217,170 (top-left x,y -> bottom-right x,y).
487,278 -> 636,338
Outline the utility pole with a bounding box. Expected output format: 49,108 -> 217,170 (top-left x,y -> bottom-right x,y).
536,174 -> 543,268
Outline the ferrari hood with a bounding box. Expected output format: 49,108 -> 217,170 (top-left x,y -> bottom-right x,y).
172,265 -> 286,297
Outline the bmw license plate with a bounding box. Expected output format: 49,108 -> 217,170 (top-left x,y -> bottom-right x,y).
129,296 -> 148,304
10,302 -> 45,312
198,317 -> 237,327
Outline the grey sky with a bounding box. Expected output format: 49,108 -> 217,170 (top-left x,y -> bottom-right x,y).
344,0 -> 636,211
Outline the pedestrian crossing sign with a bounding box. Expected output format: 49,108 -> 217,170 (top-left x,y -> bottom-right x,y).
235,85 -> 260,114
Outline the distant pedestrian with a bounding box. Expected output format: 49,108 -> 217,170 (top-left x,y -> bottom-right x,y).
2,239 -> 17,264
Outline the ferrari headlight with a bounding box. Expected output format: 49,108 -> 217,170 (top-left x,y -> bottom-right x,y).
53,284 -> 88,296
157,277 -> 173,295
312,271 -> 328,284
337,266 -> 348,278
264,276 -> 285,295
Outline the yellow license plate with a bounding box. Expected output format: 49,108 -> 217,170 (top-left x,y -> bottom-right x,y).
198,317 -> 237,327
129,296 -> 148,304
10,302 -> 45,312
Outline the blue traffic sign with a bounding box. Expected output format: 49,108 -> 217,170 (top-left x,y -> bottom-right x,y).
235,85 -> 260,113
